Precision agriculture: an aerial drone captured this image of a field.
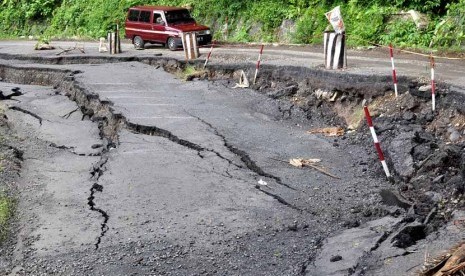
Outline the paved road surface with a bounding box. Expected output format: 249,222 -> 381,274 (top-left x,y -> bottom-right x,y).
1,40 -> 465,88
0,56 -> 385,274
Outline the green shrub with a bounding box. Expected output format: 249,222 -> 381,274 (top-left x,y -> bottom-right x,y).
293,5 -> 327,44
379,19 -> 434,48
344,2 -> 389,46
0,0 -> 464,50
430,0 -> 465,48
231,25 -> 251,42
0,195 -> 14,243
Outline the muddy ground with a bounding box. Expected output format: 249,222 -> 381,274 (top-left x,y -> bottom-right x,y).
0,45 -> 463,275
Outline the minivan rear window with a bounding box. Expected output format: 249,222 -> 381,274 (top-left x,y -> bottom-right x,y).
128,10 -> 140,22
165,10 -> 195,24
139,11 -> 151,23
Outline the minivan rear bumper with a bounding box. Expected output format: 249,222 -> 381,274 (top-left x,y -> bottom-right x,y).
197,34 -> 212,45
175,34 -> 212,47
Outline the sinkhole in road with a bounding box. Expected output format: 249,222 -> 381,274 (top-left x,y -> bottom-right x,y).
0,56 -> 464,249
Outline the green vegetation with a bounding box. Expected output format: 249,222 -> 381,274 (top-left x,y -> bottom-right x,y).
178,65 -> 207,81
1,0 -> 465,50
0,194 -> 14,242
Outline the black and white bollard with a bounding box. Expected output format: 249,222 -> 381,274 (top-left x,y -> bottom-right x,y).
108,24 -> 121,55
324,31 -> 346,70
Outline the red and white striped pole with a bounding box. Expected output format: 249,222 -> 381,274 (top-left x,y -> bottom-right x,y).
253,45 -> 264,85
203,41 -> 215,69
363,100 -> 391,178
430,54 -> 436,112
389,44 -> 398,98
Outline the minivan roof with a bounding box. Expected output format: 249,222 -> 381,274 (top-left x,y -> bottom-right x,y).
130,6 -> 187,12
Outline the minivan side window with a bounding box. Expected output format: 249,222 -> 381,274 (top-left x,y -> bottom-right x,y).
139,11 -> 151,23
128,10 -> 139,22
153,13 -> 163,25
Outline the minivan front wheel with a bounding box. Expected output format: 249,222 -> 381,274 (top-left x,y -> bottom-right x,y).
133,36 -> 145,49
167,37 -> 177,51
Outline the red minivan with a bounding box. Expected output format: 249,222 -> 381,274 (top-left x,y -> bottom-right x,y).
125,6 -> 212,50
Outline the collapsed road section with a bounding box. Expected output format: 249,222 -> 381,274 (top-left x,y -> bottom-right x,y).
0,54 -> 463,275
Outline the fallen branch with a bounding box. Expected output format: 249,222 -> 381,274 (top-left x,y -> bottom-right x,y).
306,163 -> 340,179
56,44 -> 85,56
421,242 -> 465,276
270,157 -> 340,179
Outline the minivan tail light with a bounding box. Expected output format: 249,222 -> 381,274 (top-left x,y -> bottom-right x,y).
197,30 -> 211,35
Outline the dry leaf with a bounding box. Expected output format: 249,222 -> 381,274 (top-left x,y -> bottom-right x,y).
289,158 -> 321,168
289,158 -> 339,179
290,158 -> 304,167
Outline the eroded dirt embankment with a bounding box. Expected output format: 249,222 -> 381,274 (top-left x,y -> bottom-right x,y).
0,54 -> 464,273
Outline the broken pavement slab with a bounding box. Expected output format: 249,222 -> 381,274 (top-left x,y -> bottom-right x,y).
361,211 -> 465,276
388,131 -> 416,179
306,216 -> 402,276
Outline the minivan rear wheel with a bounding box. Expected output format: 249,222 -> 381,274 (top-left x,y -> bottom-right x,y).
167,37 -> 177,51
133,36 -> 145,49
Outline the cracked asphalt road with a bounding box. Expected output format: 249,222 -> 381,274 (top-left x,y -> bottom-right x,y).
0,59 -> 388,275
0,83 -> 102,271
2,40 -> 464,275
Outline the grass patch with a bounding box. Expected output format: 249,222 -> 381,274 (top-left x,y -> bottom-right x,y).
0,194 -> 14,243
178,65 -> 208,81
347,106 -> 365,130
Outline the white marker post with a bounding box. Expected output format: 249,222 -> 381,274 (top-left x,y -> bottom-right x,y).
389,44 -> 398,97
253,45 -> 264,85
430,55 -> 436,111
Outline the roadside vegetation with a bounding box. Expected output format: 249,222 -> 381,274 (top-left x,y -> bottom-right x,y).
1,0 -> 464,50
0,194 -> 14,243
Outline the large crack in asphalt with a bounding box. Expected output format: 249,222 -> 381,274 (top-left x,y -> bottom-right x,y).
87,154 -> 110,249
9,106 -> 43,125
187,115 -> 304,211
0,63 -> 308,243
61,107 -> 80,119
90,156 -> 109,181
190,115 -> 298,191
87,183 -> 109,250
126,120 -> 302,210
254,185 -> 302,211
126,122 -> 205,157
